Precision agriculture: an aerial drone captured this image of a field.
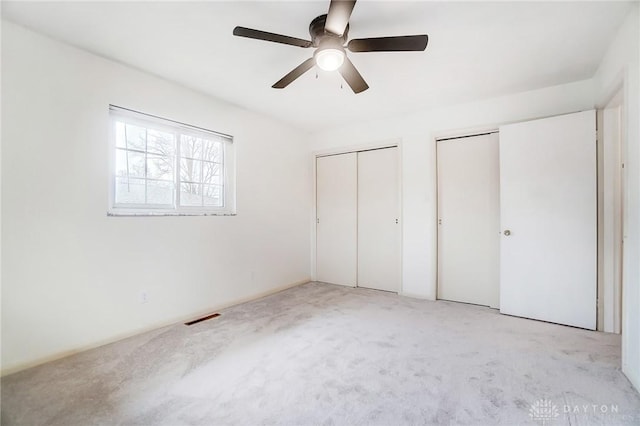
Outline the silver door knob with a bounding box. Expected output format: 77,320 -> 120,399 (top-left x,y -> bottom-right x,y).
504,230 -> 511,236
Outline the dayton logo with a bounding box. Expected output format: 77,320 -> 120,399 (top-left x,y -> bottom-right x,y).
529,399 -> 560,425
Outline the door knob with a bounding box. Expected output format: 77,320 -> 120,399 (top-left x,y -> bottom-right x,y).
504,230 -> 511,236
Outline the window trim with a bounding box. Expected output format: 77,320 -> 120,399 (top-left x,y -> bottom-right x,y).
108,105 -> 236,216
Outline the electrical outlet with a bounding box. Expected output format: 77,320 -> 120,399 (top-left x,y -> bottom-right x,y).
139,290 -> 149,304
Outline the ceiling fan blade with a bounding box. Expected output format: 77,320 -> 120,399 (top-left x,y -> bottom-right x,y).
338,57 -> 369,94
233,26 -> 312,48
272,58 -> 316,89
325,0 -> 357,36
347,35 -> 429,52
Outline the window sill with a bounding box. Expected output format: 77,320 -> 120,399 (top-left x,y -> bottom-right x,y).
107,210 -> 237,217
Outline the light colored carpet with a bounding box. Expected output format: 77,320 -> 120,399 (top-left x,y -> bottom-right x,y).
2,282 -> 639,425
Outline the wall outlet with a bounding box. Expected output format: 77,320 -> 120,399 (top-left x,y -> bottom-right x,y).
139,290 -> 149,304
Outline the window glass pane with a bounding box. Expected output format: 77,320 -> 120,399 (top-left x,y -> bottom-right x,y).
146,180 -> 174,205
202,139 -> 222,163
203,185 -> 223,207
115,122 -> 127,148
125,124 -> 147,151
180,135 -> 202,160
115,149 -> 128,177
116,149 -> 145,178
180,158 -> 201,183
147,129 -> 175,156
202,162 -> 221,185
147,154 -> 174,181
115,177 -> 145,204
180,183 -> 202,206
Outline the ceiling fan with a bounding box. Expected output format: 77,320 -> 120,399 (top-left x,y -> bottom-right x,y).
232,0 -> 428,94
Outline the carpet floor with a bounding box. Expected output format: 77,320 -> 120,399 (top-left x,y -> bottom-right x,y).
2,282 -> 639,425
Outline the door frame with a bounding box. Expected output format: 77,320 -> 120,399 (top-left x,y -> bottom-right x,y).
597,85 -> 625,333
311,139 -> 403,293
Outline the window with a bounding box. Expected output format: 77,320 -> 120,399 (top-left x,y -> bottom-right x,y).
109,106 -> 235,215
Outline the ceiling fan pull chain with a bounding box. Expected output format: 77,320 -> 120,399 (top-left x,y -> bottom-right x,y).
316,70 -> 319,79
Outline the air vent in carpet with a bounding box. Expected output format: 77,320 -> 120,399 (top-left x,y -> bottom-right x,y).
184,313 -> 220,326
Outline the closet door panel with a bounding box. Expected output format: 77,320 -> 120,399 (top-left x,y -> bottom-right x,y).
357,148 -> 400,292
437,133 -> 500,308
316,153 -> 358,286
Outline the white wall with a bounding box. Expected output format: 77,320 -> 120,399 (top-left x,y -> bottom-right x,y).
1,22 -> 311,374
310,79 -> 595,300
593,4 -> 640,391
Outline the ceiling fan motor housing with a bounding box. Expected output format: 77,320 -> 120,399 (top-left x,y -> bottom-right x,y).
309,14 -> 349,47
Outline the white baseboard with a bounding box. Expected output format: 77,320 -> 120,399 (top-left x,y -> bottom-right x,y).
1,278 -> 311,377
400,291 -> 436,301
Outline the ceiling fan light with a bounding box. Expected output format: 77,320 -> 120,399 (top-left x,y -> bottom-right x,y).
315,48 -> 345,71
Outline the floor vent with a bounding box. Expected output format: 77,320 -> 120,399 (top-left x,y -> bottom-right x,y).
184,313 -> 220,326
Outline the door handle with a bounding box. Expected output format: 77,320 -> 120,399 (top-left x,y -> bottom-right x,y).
503,230 -> 511,236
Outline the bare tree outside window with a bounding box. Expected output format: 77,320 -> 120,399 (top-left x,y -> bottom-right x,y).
114,123 -> 175,206
180,135 -> 224,207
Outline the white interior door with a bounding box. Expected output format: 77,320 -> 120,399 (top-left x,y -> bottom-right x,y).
357,147 -> 400,292
499,110 -> 596,330
437,133 -> 500,308
316,153 -> 357,287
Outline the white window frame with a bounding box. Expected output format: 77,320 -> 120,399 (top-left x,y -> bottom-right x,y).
108,105 -> 236,216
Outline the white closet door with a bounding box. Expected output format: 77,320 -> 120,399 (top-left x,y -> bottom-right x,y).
316,153 -> 357,286
499,110 -> 596,330
437,133 -> 500,308
357,147 -> 400,292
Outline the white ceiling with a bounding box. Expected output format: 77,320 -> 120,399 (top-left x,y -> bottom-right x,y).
1,1 -> 633,132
